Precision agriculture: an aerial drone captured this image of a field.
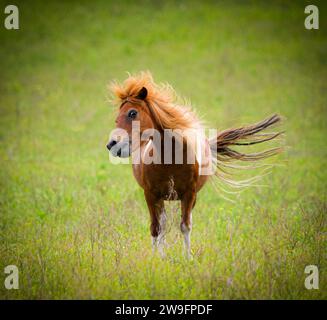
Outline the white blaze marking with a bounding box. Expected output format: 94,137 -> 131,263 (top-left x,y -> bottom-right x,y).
142,139 -> 152,162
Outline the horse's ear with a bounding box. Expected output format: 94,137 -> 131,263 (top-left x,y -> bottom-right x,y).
136,87 -> 148,100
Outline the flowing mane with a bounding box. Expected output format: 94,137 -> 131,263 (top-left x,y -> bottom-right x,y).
110,71 -> 203,131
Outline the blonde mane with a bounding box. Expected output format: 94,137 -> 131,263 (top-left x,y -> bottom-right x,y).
110,71 -> 203,131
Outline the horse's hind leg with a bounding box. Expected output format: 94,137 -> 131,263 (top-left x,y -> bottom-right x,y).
144,192 -> 166,257
181,191 -> 196,259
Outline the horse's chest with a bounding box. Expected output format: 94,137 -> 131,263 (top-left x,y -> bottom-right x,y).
142,164 -> 195,199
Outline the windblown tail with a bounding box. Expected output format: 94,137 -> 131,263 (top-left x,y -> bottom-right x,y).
209,114 -> 284,190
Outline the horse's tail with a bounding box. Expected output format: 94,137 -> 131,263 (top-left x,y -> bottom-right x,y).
209,114 -> 284,189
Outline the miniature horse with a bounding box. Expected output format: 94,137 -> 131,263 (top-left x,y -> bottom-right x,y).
107,72 -> 282,257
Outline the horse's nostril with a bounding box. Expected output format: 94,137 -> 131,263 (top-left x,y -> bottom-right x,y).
107,140 -> 117,150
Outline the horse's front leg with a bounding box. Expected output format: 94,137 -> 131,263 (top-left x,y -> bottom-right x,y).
181,191 -> 196,259
144,192 -> 166,257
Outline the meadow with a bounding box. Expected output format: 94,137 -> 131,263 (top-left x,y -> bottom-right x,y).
0,0 -> 326,299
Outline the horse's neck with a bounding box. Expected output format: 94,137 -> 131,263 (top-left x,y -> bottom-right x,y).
140,132 -> 196,164
142,139 -> 153,155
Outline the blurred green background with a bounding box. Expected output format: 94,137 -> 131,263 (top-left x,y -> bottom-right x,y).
0,0 -> 326,299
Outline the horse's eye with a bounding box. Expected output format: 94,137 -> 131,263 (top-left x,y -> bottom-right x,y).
128,109 -> 138,119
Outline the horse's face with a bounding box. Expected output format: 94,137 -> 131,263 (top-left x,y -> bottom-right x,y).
107,87 -> 154,157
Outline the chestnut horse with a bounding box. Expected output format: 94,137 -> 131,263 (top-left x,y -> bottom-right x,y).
107,72 -> 282,257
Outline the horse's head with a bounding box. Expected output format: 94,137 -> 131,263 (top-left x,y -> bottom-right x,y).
107,87 -> 155,157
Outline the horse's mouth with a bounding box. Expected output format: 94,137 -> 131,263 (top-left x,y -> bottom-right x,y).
109,140 -> 131,158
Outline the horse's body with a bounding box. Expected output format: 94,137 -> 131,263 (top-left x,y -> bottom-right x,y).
107,72 -> 282,257
132,139 -> 210,198
130,137 -> 210,256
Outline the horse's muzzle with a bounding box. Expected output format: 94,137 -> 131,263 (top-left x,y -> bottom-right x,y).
107,139 -> 130,158
106,139 -> 117,151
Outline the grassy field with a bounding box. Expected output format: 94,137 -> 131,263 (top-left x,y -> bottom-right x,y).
0,0 -> 326,299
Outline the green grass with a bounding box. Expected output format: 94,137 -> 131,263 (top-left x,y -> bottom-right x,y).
0,0 -> 326,299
